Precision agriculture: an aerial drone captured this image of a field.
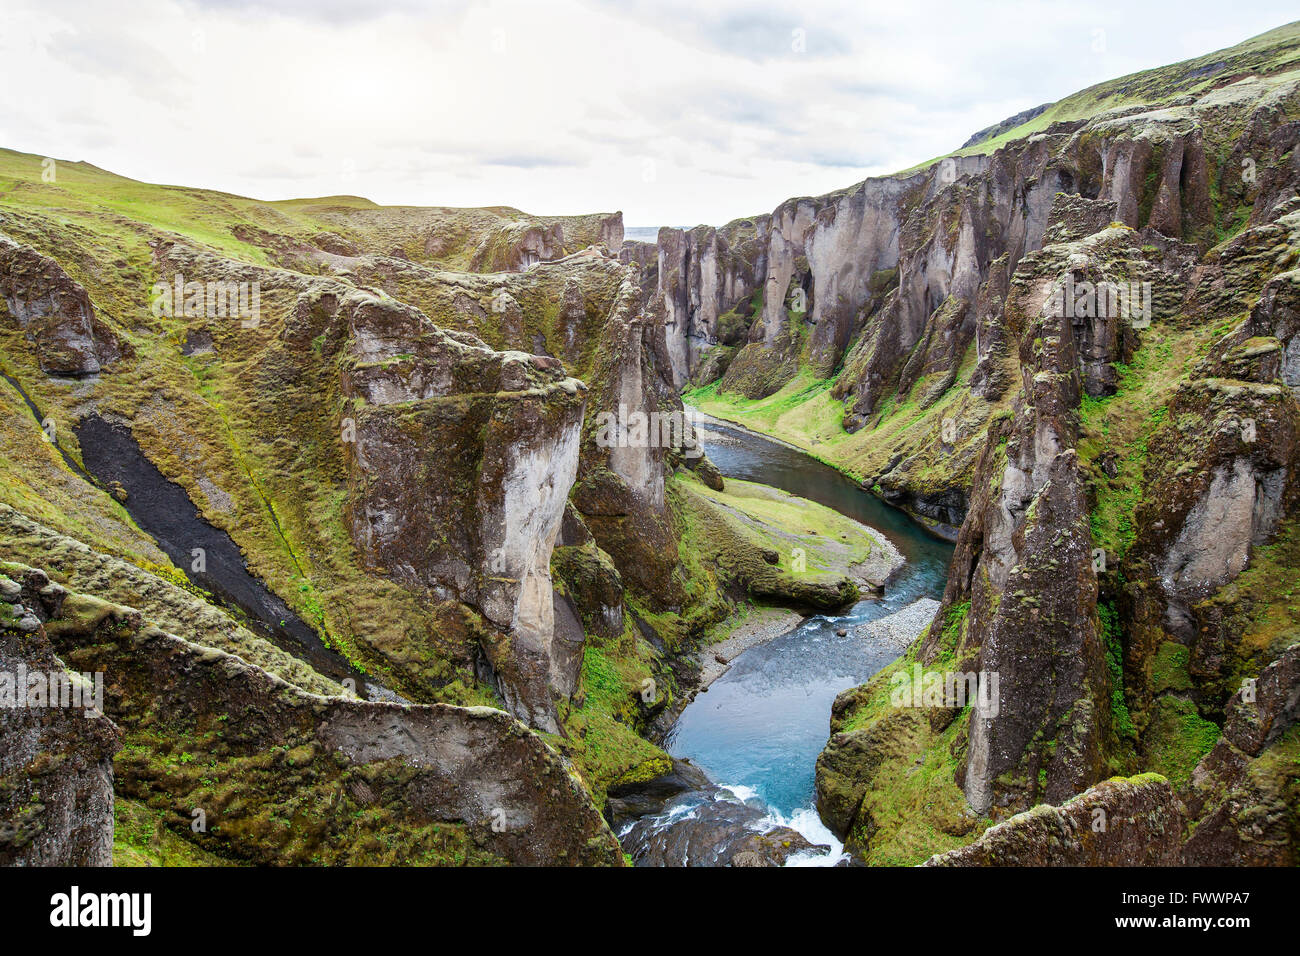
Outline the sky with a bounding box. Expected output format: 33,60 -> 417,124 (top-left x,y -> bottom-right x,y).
1,0 -> 1297,228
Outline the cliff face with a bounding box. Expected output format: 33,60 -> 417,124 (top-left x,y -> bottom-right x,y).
0,565 -> 120,866
0,234 -> 126,376
328,290 -> 589,732
804,45 -> 1300,863
0,133 -> 756,863
930,218 -> 1168,814
7,564 -> 622,866
2,22 -> 1299,869
657,50 -> 1300,533
571,274 -> 687,607
655,220 -> 768,388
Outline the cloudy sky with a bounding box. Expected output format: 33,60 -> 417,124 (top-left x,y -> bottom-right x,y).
1,1 -> 1296,228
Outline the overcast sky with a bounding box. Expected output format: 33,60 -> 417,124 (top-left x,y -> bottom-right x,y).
1,1 -> 1296,228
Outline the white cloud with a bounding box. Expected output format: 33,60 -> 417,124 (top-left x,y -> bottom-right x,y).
1,0 -> 1296,227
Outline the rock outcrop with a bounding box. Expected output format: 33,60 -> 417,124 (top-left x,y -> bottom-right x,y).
0,234 -> 124,375
619,782 -> 827,867
812,52 -> 1300,861
926,220 -> 1166,814
0,565 -> 120,866
924,775 -> 1182,866
572,275 -> 688,607
327,290 -> 588,732
26,566 -> 623,866
1182,643 -> 1300,865
469,212 -> 624,273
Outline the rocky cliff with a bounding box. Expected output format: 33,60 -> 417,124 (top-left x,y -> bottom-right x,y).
800,25 -> 1300,865
0,565 -> 119,866
3,21 -> 1300,868
0,126 -> 811,864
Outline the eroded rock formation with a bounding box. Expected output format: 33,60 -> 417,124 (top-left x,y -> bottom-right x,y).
22,566 -> 623,866
0,234 -> 124,376
0,566 -> 120,866
326,290 -> 589,732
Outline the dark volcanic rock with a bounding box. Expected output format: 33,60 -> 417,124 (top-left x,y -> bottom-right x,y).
0,566 -> 120,866
603,757 -> 712,828
619,783 -> 828,867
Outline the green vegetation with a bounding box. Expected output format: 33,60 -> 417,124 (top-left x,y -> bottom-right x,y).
828,639 -> 990,864
893,22 -> 1300,176
683,474 -> 884,579
1080,325 -> 1205,559
1142,698 -> 1221,788
113,799 -> 238,867
1099,600 -> 1135,740
669,471 -> 881,608
558,642 -> 672,810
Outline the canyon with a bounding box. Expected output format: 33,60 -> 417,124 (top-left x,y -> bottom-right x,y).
3,22 -> 1300,867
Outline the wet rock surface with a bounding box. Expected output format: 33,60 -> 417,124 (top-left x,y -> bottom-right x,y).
72,415 -> 369,693
618,778 -> 828,867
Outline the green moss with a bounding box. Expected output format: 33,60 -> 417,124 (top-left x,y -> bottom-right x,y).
670,473 -> 873,609
557,645 -> 672,809
112,798 -> 239,867
932,601 -> 970,665
1100,600 -> 1135,740
1142,697 -> 1221,788
1151,641 -> 1193,694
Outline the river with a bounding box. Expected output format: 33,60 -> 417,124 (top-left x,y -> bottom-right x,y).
653,416 -> 954,863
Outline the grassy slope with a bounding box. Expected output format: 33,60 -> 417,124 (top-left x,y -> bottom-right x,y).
0,148 -> 616,271
0,144 -> 844,833
113,799 -> 240,867
896,21 -> 1300,176
830,608 -> 992,865
685,338 -> 999,514
684,474 -> 887,580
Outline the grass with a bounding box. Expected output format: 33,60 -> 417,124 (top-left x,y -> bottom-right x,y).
0,147 -> 617,272
555,640 -> 672,810
1100,600 -> 1136,741
1078,325 -> 1206,558
685,475 -> 882,578
890,22 -> 1300,177
1142,698 -> 1222,788
685,338 -> 1000,501
831,643 -> 992,864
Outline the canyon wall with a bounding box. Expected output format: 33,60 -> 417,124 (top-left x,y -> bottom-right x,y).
806,63 -> 1300,862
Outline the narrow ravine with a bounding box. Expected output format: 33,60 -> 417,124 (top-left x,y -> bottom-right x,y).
621,416 -> 954,865
72,414 -> 385,698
